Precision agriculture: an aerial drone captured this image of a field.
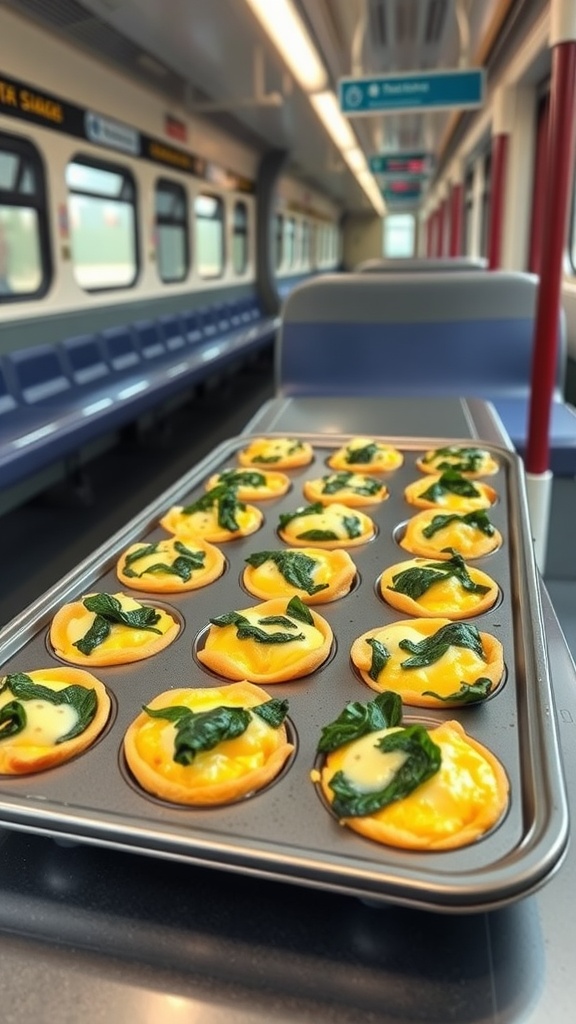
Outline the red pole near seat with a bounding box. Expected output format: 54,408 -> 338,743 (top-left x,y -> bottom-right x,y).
450,183 -> 463,257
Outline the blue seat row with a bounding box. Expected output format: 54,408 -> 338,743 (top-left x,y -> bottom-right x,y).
0,297 -> 277,491
276,271 -> 576,476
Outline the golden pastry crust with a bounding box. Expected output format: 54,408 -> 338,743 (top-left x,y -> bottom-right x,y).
205,468 -> 291,501
123,681 -> 294,806
238,437 -> 313,470
416,445 -> 499,478
242,547 -> 357,604
117,536 -> 225,593
278,502 -> 376,549
350,617 -> 504,707
196,597 -> 333,683
0,667 -> 111,775
303,471 -> 389,507
400,508 -> 502,560
379,556 -> 499,619
317,719 -> 509,851
50,591 -> 180,667
327,437 -> 403,474
160,493 -> 263,543
404,472 -> 497,512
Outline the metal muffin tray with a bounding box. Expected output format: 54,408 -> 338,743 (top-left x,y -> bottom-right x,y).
0,433 -> 568,913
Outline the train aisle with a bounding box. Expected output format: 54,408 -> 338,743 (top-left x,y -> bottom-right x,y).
0,357 -> 274,629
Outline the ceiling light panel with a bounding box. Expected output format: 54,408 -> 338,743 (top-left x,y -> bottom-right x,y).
244,0 -> 327,92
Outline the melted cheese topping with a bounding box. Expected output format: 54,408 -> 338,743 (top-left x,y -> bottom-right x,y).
197,598 -> 332,683
279,502 -> 375,548
404,475 -> 497,512
242,547 -> 356,603
401,509 -> 502,560
379,558 -> 498,618
320,720 -> 509,850
160,501 -> 262,542
205,469 -> 290,500
123,681 -> 294,805
50,592 -> 179,666
117,536 -> 225,593
327,437 -> 403,473
238,437 -> 313,469
0,680 -> 78,748
416,448 -> 499,477
350,618 -> 503,704
303,473 -> 388,507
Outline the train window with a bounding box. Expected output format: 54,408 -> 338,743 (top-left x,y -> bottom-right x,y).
66,157 -> 138,291
195,193 -> 224,278
155,178 -> 189,283
383,214 -> 415,258
275,212 -> 284,269
232,200 -> 248,275
301,221 -> 310,267
0,132 -> 50,301
284,216 -> 296,267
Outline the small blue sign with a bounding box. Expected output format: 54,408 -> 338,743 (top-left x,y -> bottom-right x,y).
370,152 -> 433,178
339,69 -> 484,116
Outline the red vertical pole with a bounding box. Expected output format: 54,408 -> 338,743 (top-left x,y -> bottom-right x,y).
526,40 -> 576,473
450,183 -> 464,256
487,134 -> 508,269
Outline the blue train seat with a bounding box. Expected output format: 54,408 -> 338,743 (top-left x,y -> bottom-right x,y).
61,334 -> 111,386
183,310 -> 203,345
277,271 -> 576,475
158,313 -> 187,352
133,319 -> 168,364
100,325 -> 142,374
4,344 -> 74,405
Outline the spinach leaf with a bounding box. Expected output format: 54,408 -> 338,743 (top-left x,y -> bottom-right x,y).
209,610 -> 305,644
217,469 -> 267,488
74,593 -> 162,655
424,447 -> 487,473
296,529 -> 340,541
142,698 -> 289,764
278,503 -> 324,528
3,672 -> 98,742
286,595 -> 314,624
365,637 -> 391,681
389,553 -> 490,601
344,442 -> 379,464
419,470 -> 481,503
181,484 -> 245,532
0,699 -> 27,739
245,550 -> 328,596
122,543 -> 161,576
329,725 -> 441,817
422,677 -> 493,703
318,691 -> 402,753
123,540 -> 206,583
421,509 -> 495,539
398,621 -> 485,668
321,472 -> 381,497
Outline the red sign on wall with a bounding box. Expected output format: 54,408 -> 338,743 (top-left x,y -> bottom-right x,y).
164,115 -> 187,143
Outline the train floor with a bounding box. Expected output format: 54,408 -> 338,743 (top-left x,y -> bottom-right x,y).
0,360 -> 574,669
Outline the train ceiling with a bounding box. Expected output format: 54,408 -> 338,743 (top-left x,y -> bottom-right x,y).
3,0 -> 536,214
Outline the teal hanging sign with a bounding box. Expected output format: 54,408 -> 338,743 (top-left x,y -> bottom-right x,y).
339,69 -> 485,115
383,182 -> 423,203
370,153 -> 434,177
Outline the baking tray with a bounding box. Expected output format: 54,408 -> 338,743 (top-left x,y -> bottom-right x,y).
0,433 -> 568,913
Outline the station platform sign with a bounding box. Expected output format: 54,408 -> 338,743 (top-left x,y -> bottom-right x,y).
339,68 -> 485,116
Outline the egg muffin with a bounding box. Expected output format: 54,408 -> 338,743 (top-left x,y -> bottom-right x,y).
243,547 -> 356,603
327,437 -> 403,474
404,470 -> 497,512
50,591 -> 180,666
238,436 -> 313,469
303,471 -> 389,507
313,691 -> 509,850
124,681 -> 293,806
278,502 -> 376,548
416,445 -> 499,478
196,595 -> 333,684
379,553 -> 499,619
400,508 -> 502,560
205,468 -> 291,501
117,536 -> 225,593
0,667 -> 111,775
160,484 -> 263,543
350,618 -> 504,707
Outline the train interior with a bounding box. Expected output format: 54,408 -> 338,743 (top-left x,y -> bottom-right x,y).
1,0 -> 576,1020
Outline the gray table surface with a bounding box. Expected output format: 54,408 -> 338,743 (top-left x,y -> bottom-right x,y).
1,396 -> 574,1024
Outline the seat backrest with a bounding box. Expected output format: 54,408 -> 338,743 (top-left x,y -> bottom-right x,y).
61,333 -> 111,386
0,359 -> 19,416
356,257 -> 488,273
4,344 -> 73,404
158,313 -> 187,352
133,319 -> 167,362
277,271 -> 566,401
100,325 -> 142,373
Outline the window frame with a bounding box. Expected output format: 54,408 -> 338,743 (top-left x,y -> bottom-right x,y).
0,129 -> 52,303
154,176 -> 190,284
65,152 -> 139,293
194,191 -> 225,280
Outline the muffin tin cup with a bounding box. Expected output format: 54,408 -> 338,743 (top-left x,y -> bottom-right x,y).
0,433 -> 568,913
